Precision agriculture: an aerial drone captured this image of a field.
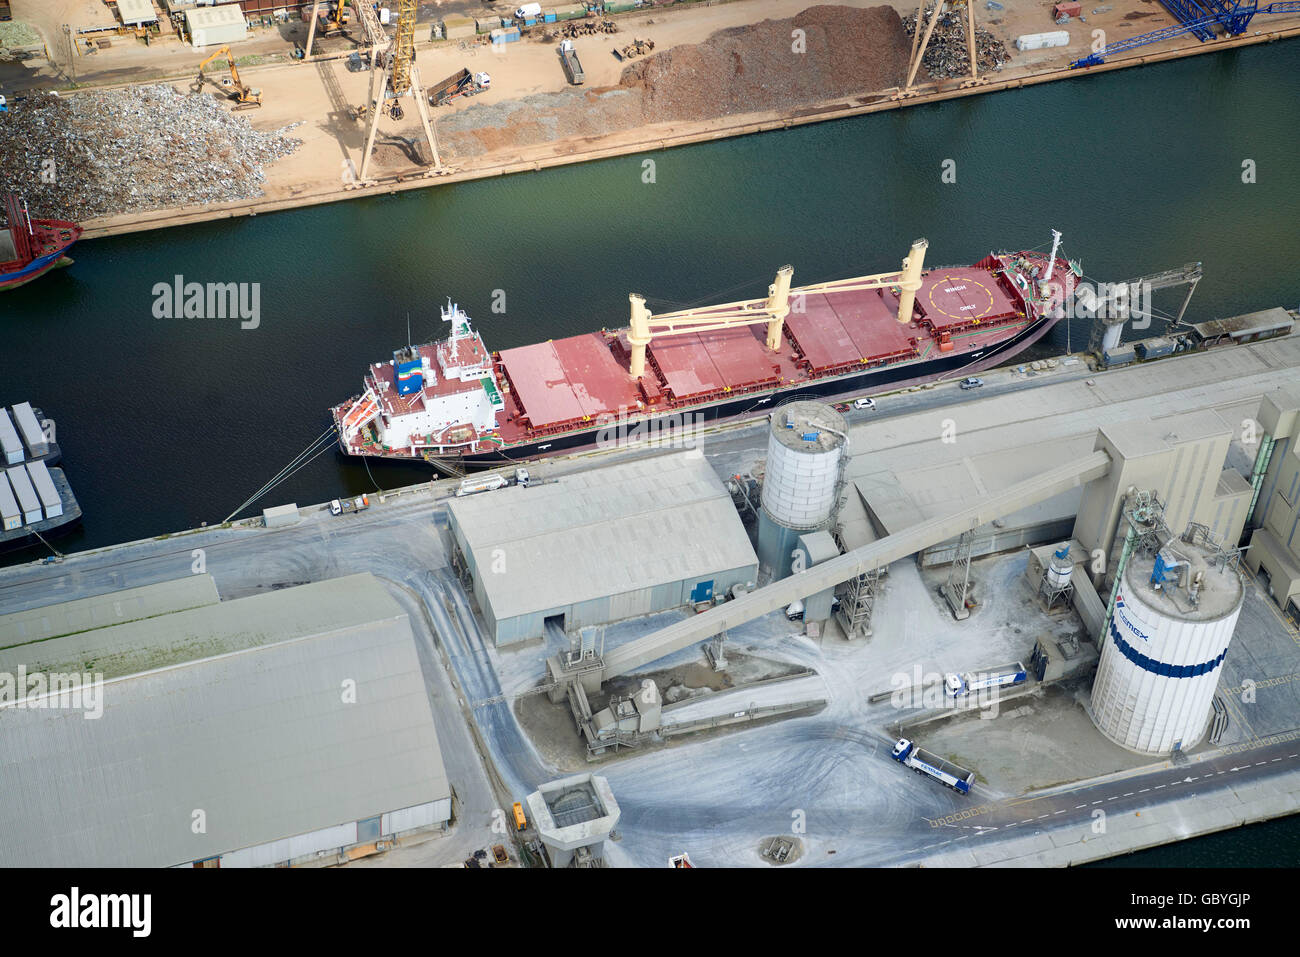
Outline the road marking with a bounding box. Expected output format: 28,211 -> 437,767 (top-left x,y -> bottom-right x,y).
1139,788 -> 1151,793
1153,784 -> 1165,790
1123,792 -> 1134,797
1075,804 -> 1088,809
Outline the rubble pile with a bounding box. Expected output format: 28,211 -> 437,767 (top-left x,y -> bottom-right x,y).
901,5 -> 1010,78
0,85 -> 302,220
620,5 -> 912,122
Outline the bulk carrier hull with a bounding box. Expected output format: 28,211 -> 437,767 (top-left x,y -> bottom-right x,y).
331,237 -> 1080,468
0,194 -> 81,293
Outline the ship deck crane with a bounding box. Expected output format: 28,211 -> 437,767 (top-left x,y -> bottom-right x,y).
1072,1 -> 1299,66
194,46 -> 261,110
624,240 -> 928,378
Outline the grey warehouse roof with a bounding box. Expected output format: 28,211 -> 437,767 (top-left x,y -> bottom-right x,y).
448,448 -> 757,621
0,574 -> 449,867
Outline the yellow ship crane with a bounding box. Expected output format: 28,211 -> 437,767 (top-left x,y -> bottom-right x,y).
625,239 -> 928,379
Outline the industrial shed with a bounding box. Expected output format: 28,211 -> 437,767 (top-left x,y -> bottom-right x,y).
117,0 -> 160,27
447,448 -> 758,645
0,574 -> 451,867
185,3 -> 248,47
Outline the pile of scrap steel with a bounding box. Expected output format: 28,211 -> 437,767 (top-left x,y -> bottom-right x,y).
902,3 -> 1010,77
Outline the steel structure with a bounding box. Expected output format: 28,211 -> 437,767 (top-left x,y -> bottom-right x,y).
626,240 -> 927,379
904,0 -> 980,91
358,0 -> 440,181
1073,1 -> 1299,66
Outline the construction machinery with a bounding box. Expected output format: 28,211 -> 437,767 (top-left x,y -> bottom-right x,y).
1072,0 -> 1300,66
903,0 -> 980,92
358,0 -> 442,182
194,46 -> 262,110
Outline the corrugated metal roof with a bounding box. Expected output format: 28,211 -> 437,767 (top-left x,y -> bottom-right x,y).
448,449 -> 757,620
0,574 -> 449,867
117,0 -> 159,25
0,575 -> 221,660
186,3 -> 247,29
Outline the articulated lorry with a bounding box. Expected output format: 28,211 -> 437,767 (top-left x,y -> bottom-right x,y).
456,474 -> 508,496
891,738 -> 975,794
428,68 -> 491,106
943,661 -> 1027,698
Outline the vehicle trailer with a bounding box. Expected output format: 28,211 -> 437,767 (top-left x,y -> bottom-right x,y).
456,473 -> 508,496
891,738 -> 975,794
428,68 -> 491,106
558,39 -> 585,84
943,661 -> 1027,698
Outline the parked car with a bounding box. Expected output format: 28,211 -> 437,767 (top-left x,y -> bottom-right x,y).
959,377 -> 985,390
330,499 -> 343,515
853,397 -> 876,411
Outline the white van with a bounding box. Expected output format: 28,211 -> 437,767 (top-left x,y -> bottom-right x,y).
515,2 -> 543,18
785,599 -> 805,621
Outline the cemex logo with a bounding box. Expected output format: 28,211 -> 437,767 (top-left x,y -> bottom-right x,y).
49,888 -> 151,937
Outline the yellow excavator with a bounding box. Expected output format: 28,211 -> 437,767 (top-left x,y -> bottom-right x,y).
194,46 -> 263,111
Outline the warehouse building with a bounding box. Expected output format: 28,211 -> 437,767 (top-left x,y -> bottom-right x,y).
447,448 -> 759,645
185,3 -> 249,48
117,0 -> 160,28
0,574 -> 451,867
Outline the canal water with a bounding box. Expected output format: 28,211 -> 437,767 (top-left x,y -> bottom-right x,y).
1,39 -> 1298,861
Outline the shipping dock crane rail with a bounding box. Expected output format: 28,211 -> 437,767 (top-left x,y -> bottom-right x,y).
1072,0 -> 1300,66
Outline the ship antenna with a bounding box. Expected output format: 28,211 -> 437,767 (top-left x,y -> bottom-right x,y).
406,313 -> 412,351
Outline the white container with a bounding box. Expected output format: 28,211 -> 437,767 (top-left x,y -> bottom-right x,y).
1090,555 -> 1243,755
1016,30 -> 1070,50
760,402 -> 846,530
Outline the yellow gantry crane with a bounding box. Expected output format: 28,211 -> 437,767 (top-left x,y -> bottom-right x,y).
357,0 -> 440,182
624,240 -> 929,379
194,45 -> 262,110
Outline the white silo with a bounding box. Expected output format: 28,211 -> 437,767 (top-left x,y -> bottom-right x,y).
757,401 -> 847,579
1090,537 -> 1244,755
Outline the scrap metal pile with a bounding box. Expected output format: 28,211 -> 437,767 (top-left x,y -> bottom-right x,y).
0,85 -> 302,221
902,4 -> 1010,78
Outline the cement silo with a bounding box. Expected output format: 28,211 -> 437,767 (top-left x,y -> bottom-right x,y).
757,401 -> 847,579
1090,536 -> 1244,755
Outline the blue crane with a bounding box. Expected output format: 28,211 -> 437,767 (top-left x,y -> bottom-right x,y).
1072,0 -> 1299,66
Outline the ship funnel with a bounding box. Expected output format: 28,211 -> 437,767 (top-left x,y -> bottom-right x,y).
895,238 -> 928,324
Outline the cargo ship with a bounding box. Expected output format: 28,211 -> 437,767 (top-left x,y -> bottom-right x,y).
331,234 -> 1080,467
0,193 -> 83,292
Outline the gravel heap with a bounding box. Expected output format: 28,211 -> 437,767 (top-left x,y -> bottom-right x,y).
620,5 -> 912,121
434,5 -> 912,161
0,85 -> 302,221
901,4 -> 1010,79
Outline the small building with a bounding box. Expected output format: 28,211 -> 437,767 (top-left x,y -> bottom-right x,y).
441,14 -> 476,39
0,573 -> 452,867
447,448 -> 758,645
117,0 -> 160,27
262,502 -> 300,527
526,774 -> 620,868
185,3 -> 249,48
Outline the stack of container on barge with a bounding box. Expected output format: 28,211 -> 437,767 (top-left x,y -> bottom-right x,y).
0,403 -> 82,550
332,235 -> 1081,467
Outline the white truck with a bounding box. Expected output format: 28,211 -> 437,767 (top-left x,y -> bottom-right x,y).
515,2 -> 543,18
891,739 -> 975,794
943,661 -> 1027,698
456,474 -> 508,496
